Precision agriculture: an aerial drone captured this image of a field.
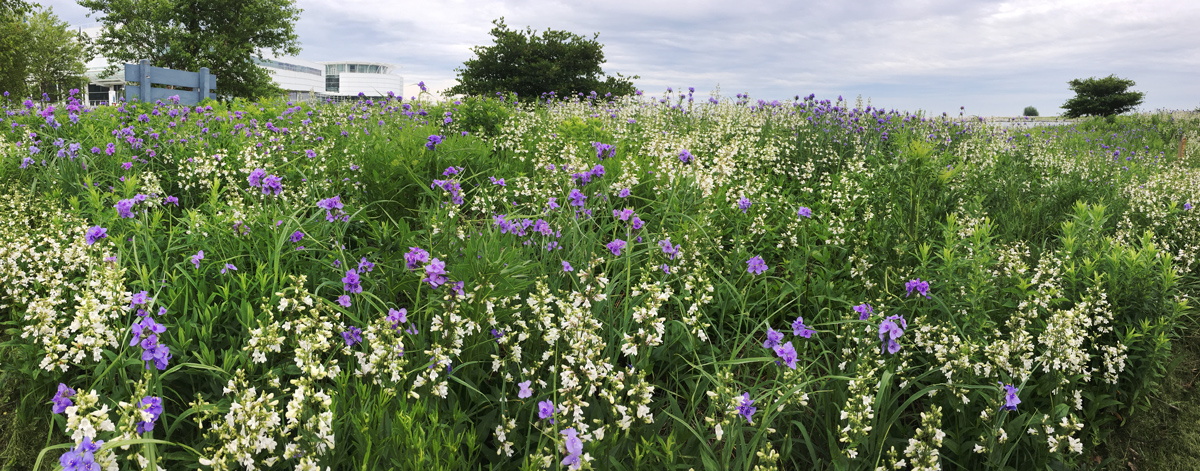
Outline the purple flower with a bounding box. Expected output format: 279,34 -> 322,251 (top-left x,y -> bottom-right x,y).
386,308 -> 407,329
659,239 -> 681,260
746,255 -> 768,275
51,383 -> 75,414
614,208 -> 634,221
443,166 -> 459,176
425,134 -> 444,151
562,261 -> 573,272
405,247 -> 430,270
618,188 -> 631,198
220,263 -> 237,274
1000,383 -> 1021,411
489,176 -> 506,186
905,278 -> 931,298
247,168 -> 266,187
261,174 -> 283,195
738,197 -> 752,213
85,226 -> 108,245
191,250 -> 204,269
140,336 -> 171,370
853,303 -> 873,320
792,316 -> 815,338
358,257 -> 374,273
130,290 -> 150,307
290,231 -> 304,243
538,399 -> 555,421
518,380 -> 533,399
342,326 -> 363,347
568,189 -> 586,207
423,258 -> 448,288
878,315 -> 907,354
561,428 -> 583,469
763,327 -> 783,349
164,195 -> 179,206
451,281 -> 465,297
661,264 -> 670,274
736,392 -> 756,424
774,341 -> 798,369
121,161 -> 133,170
59,437 -> 103,471
631,216 -> 644,230
338,295 -> 352,307
342,269 -> 362,293
606,239 -> 627,256
136,396 -> 163,434
114,198 -> 136,218
679,149 -> 693,164
1185,203 -> 1193,210
797,207 -> 813,219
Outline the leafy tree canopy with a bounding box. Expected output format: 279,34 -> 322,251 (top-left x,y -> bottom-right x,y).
0,0 -> 31,97
78,0 -> 302,100
25,6 -> 92,101
447,18 -> 638,102
1023,106 -> 1038,117
1061,74 -> 1145,118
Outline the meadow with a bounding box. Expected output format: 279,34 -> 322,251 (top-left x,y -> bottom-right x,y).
1,88 -> 1198,471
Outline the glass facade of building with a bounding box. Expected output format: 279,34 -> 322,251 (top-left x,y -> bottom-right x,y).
323,63 -> 390,92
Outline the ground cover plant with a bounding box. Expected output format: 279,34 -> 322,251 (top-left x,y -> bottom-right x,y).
0,88 -> 1197,471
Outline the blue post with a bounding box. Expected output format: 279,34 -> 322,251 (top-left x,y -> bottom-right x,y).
198,67 -> 210,102
139,59 -> 151,103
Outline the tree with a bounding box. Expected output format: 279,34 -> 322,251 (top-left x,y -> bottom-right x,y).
447,18 -> 638,101
1060,75 -> 1144,118
0,0 -> 31,97
1023,106 -> 1038,117
25,7 -> 91,101
77,0 -> 302,100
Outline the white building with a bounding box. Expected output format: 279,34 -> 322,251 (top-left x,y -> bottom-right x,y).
260,57 -> 404,101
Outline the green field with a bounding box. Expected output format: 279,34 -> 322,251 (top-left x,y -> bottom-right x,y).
1,91 -> 1198,470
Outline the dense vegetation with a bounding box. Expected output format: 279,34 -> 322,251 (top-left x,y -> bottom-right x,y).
1,89 -> 1198,470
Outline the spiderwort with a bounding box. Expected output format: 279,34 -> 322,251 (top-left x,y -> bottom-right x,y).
130,291 -> 150,307
561,428 -> 584,469
774,341 -> 798,369
1186,203 -> 1193,210
1000,383 -> 1021,411
538,400 -> 555,422
405,247 -> 430,270
878,315 -> 907,354
792,316 -> 815,338
737,393 -> 756,424
342,269 -> 362,293
568,189 -> 586,207
342,326 -> 363,347
738,197 -> 752,213
386,308 -> 407,329
114,198 -> 136,218
220,263 -> 237,274
763,327 -> 783,349
423,258 -> 448,288
853,303 -> 873,320
247,168 -> 266,187
562,261 -> 573,272
518,380 -> 533,399
905,278 -> 931,298
84,226 -> 107,245
679,149 -> 693,164
425,134 -> 444,151
191,250 -> 204,269
289,231 -> 304,243
618,188 -> 631,198
606,239 -> 627,256
59,437 -> 103,471
338,295 -> 352,307
746,255 -> 768,275
358,257 -> 374,273
797,207 -> 813,218
136,396 -> 163,434
51,383 -> 75,414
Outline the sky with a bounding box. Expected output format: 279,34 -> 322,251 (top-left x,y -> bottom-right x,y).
40,0 -> 1200,117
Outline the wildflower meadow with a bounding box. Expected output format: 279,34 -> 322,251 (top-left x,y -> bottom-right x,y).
1,88 -> 1198,470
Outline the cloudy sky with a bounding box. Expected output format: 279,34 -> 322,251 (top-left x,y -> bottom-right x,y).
42,0 -> 1200,116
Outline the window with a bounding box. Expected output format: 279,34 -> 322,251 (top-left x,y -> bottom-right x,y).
348,64 -> 356,73
326,76 -> 339,92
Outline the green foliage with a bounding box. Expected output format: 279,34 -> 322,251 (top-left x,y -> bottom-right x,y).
0,0 -> 30,98
77,0 -> 302,100
447,18 -> 638,101
1061,75 -> 1145,118
23,6 -> 91,101
1023,106 -> 1039,117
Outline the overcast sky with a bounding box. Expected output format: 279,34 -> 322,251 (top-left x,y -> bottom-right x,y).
42,0 -> 1200,116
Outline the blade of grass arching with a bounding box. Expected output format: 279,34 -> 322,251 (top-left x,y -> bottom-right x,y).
660,409 -> 719,469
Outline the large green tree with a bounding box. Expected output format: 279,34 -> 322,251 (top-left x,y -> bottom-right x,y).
447,18 -> 638,101
25,6 -> 91,101
77,0 -> 302,100
0,0 -> 31,98
1060,75 -> 1145,118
